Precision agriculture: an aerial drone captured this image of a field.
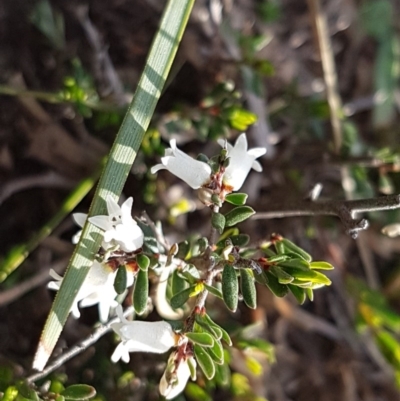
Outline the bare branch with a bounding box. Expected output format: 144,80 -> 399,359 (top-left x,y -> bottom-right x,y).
254,194 -> 400,238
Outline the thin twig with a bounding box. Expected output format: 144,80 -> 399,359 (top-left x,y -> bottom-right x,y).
253,194 -> 400,238
0,258 -> 68,307
27,306 -> 134,383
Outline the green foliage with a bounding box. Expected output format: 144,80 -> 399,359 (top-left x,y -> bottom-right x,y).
133,268 -> 148,315
113,266 -> 128,295
222,264 -> 239,312
225,193 -> 248,206
224,206 -> 255,227
347,276 -> 400,384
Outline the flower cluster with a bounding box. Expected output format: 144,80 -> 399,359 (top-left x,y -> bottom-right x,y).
48,196 -> 143,323
47,134 -> 267,399
151,133 -> 266,198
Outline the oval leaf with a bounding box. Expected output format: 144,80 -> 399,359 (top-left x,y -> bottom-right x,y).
136,254 -> 150,271
310,261 -> 334,270
265,271 -> 289,297
277,258 -> 310,271
170,286 -> 195,309
224,206 -> 255,227
186,332 -> 214,347
61,385 -> 96,401
202,314 -> 231,345
172,269 -> 188,294
288,284 -> 306,305
204,283 -> 223,299
281,238 -> 312,262
114,266 -> 128,295
194,317 -> 223,341
240,269 -> 257,309
270,265 -> 294,284
222,264 -> 239,312
206,338 -> 224,364
194,344 -> 216,380
133,268 -> 149,315
211,212 -> 226,234
225,193 -> 248,206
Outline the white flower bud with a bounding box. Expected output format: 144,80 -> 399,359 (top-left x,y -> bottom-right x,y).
159,352 -> 196,399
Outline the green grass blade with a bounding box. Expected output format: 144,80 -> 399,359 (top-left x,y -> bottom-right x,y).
33,0 -> 195,372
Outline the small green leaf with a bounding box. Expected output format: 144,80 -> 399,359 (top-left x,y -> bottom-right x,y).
211,212 -> 226,234
217,234 -> 250,248
61,385 -> 96,401
231,234 -> 250,247
270,265 -> 294,284
225,206 -> 255,227
204,283 -> 223,299
114,266 -> 128,295
222,265 -> 239,312
186,332 -> 214,347
176,240 -> 190,259
172,269 -> 188,294
206,338 -> 224,364
196,237 -> 209,253
240,269 -> 257,309
194,319 -> 223,342
288,284 -> 307,304
277,258 -> 310,271
310,261 -> 334,270
133,269 -> 148,315
170,285 -> 195,309
254,271 -> 269,286
267,254 -> 290,263
225,193 -> 248,206
185,382 -> 212,401
202,314 -> 232,345
289,270 -> 331,285
194,344 -> 216,380
280,238 -> 312,262
136,254 -> 150,271
16,381 -> 40,401
305,288 -> 314,301
265,271 -> 289,297
214,354 -> 231,387
227,107 -> 257,131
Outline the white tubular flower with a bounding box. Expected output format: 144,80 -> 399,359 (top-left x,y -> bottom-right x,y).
111,306 -> 177,363
159,352 -> 196,400
218,133 -> 266,191
151,139 -> 212,189
48,261 -> 134,322
74,196 -> 144,252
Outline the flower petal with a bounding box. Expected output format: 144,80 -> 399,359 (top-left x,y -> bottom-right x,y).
106,195 -> 121,219
89,215 -> 112,231
73,213 -> 87,228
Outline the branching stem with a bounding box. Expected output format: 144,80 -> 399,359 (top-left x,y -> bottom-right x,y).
254,194 -> 400,238
27,307 -> 134,383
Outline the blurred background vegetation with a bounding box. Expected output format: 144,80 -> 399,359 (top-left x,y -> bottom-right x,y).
1,0 -> 400,400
